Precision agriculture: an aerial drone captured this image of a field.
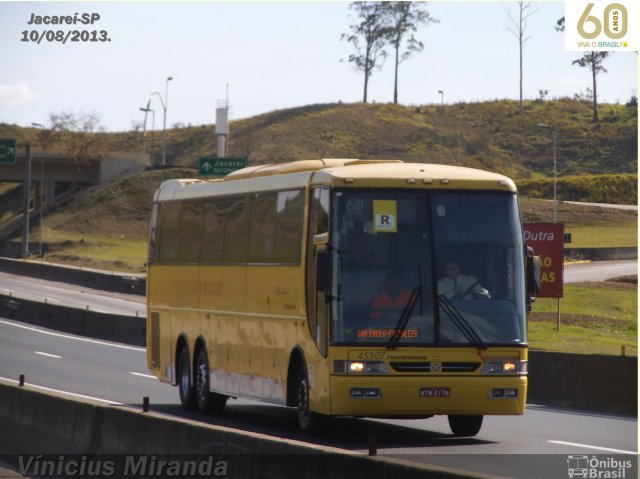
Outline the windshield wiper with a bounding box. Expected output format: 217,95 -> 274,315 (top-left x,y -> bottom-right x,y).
387,286 -> 421,350
437,295 -> 486,349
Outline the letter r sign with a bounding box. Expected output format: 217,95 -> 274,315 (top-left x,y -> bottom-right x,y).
373,200 -> 398,233
375,213 -> 396,230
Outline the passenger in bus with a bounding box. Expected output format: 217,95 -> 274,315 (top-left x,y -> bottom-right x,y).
437,258 -> 490,300
370,271 -> 413,319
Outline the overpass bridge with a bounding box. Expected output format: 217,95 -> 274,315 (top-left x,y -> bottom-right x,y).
0,150 -> 149,206
0,150 -> 149,240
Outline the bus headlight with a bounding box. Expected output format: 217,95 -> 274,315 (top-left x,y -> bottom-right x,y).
333,360 -> 389,374
482,359 -> 527,375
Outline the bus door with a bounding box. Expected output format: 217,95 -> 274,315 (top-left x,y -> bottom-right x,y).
306,187 -> 329,357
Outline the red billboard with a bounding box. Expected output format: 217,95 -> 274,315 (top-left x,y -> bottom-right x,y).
523,223 -> 564,298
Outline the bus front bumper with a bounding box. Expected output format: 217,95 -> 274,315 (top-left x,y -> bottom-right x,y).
329,375 -> 527,417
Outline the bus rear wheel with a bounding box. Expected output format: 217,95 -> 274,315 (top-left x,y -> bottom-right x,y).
448,415 -> 483,437
195,348 -> 227,413
178,346 -> 197,411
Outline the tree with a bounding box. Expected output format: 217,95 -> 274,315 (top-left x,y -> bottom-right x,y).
48,110 -> 107,163
341,2 -> 389,103
572,52 -> 610,122
381,2 -> 438,104
505,2 -> 536,113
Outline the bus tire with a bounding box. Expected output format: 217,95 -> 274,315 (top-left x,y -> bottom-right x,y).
295,366 -> 322,434
448,415 -> 483,437
178,346 -> 197,411
195,347 -> 227,414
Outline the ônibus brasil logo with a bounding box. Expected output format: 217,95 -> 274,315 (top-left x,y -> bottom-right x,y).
567,455 -> 634,478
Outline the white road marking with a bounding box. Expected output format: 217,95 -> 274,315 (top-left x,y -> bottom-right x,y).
0,375 -> 121,405
34,351 -> 62,359
548,440 -> 637,455
129,372 -> 157,379
0,318 -> 145,352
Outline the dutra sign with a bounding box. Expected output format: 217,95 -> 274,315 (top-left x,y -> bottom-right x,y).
523,222 -> 564,298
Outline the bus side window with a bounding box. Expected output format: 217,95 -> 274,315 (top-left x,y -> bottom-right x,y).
178,201 -> 204,263
222,195 -> 250,263
158,202 -> 181,264
249,192 -> 277,262
275,190 -> 304,264
148,204 -> 159,264
201,198 -> 225,264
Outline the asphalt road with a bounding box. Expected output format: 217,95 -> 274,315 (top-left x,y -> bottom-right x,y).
564,260 -> 637,283
0,317 -> 636,479
0,271 -> 145,317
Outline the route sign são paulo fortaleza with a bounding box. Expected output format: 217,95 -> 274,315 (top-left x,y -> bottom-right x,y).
523,223 -> 564,298
199,157 -> 246,176
0,139 -> 16,164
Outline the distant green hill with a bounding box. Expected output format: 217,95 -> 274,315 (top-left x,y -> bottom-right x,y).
1,99 -> 637,181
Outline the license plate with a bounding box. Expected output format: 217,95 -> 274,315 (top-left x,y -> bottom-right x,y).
419,387 -> 450,398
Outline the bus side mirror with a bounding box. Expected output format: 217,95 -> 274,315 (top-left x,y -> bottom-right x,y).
526,248 -> 541,303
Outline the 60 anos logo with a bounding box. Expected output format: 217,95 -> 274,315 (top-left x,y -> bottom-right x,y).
577,2 -> 628,39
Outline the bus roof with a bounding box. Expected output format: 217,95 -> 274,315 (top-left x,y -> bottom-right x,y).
154,159 -> 517,202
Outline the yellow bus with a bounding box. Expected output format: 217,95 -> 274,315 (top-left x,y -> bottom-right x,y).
147,159 -> 535,436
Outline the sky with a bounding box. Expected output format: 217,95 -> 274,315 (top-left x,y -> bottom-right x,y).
0,1 -> 637,132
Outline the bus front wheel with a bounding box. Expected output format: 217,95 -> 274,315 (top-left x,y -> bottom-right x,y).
178,346 -> 197,411
296,366 -> 321,434
195,348 -> 227,414
448,415 -> 483,437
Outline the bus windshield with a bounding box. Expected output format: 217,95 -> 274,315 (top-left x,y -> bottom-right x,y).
330,190 -> 527,347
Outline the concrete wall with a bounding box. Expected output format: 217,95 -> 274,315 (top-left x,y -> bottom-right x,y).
0,293 -> 145,346
0,380 -> 487,479
0,256 -> 145,295
100,152 -> 149,185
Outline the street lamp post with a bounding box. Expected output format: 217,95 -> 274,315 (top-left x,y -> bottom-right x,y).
151,76 -> 173,167
536,123 -> 558,223
438,90 -> 444,110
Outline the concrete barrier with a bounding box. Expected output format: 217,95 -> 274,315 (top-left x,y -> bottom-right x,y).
564,247 -> 637,261
0,256 -> 145,296
0,293 -> 145,346
0,380 -> 488,479
527,350 -> 637,415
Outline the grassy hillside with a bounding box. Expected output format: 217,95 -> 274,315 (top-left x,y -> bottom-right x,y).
1,100 -> 636,269
518,174 -> 637,204
2,99 -> 637,182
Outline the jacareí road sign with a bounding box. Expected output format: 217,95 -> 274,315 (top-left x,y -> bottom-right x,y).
0,139 -> 16,164
199,157 -> 246,176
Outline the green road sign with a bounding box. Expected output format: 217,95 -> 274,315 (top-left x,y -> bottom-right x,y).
0,139 -> 16,164
199,157 -> 246,176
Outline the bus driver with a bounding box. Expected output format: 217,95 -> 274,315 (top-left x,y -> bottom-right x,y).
437,259 -> 490,300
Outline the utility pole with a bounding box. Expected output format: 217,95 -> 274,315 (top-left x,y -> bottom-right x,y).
21,143 -> 31,257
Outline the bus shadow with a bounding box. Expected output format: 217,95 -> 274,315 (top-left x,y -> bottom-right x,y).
135,402 -> 496,451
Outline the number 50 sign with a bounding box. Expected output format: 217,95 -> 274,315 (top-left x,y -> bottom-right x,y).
565,0 -> 637,51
